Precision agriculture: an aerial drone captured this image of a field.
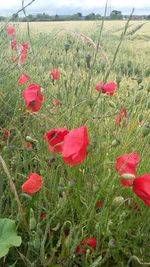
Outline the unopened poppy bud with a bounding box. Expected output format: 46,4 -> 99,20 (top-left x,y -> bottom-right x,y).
93,184 -> 99,192
111,139 -> 120,147
64,43 -> 70,53
87,144 -> 92,153
109,101 -> 116,108
121,173 -> 135,180
108,239 -> 116,248
142,125 -> 150,137
112,196 -> 124,206
33,236 -> 41,250
29,209 -> 36,230
85,54 -> 91,69
138,84 -> 143,90
116,76 -> 121,85
137,78 -> 142,84
68,180 -> 76,188
25,136 -> 32,142
57,185 -> 64,193
138,114 -> 143,122
77,61 -> 80,68
47,157 -> 55,167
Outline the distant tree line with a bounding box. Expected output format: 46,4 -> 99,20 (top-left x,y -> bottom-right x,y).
0,11 -> 150,22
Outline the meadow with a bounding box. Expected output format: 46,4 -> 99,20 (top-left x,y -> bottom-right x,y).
0,19 -> 150,267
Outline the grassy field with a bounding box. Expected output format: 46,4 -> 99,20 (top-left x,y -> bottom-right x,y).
0,20 -> 150,267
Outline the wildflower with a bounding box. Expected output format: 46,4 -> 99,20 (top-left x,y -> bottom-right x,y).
62,126 -> 89,166
51,68 -> 60,80
22,173 -> 43,194
2,128 -> 10,141
116,152 -> 140,187
133,174 -> 150,207
52,100 -> 61,105
7,26 -> 16,36
95,81 -> 103,92
23,83 -> 44,112
97,200 -> 103,208
23,142 -> 32,149
45,128 -> 69,153
19,42 -> 29,65
18,74 -> 30,85
103,82 -> 117,96
95,81 -> 117,96
76,237 -> 97,255
11,39 -> 17,50
116,108 -> 128,127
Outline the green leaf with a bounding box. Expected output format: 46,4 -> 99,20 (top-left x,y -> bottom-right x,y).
0,218 -> 22,258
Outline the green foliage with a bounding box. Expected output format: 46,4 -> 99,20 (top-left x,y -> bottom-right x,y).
0,219 -> 22,258
0,19 -> 150,266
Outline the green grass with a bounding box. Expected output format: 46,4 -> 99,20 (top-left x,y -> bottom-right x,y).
0,20 -> 150,266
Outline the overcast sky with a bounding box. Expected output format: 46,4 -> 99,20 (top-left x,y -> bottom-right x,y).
0,0 -> 150,15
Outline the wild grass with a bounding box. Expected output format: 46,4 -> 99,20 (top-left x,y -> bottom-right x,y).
0,19 -> 150,266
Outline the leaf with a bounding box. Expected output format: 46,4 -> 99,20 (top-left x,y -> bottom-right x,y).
0,218 -> 22,258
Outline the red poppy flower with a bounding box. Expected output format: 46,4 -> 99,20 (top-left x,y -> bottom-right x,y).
133,174 -> 150,207
76,237 -> 97,255
40,212 -> 47,220
116,152 -> 140,176
23,142 -> 32,149
2,128 -> 10,141
116,108 -> 128,127
22,173 -> 43,194
23,83 -> 44,112
62,126 -> 89,166
19,42 -> 29,65
95,81 -> 103,92
18,74 -> 30,85
120,179 -> 134,187
97,200 -> 103,208
51,68 -> 60,80
11,39 -> 17,51
45,128 -> 69,153
52,100 -> 61,105
12,56 -> 17,62
95,81 -> 117,96
7,26 -> 16,36
103,82 -> 117,96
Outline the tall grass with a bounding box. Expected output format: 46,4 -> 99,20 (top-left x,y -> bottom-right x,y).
0,13 -> 150,267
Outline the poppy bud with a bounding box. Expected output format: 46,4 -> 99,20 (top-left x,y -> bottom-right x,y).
64,43 -> 70,53
29,209 -> 36,230
25,136 -> 33,142
121,173 -> 135,180
116,76 -> 121,85
108,239 -> 116,248
111,139 -> 120,147
138,114 -> 143,122
68,180 -> 76,188
138,84 -> 143,90
47,157 -> 56,167
77,61 -> 80,68
109,101 -> 116,108
137,78 -> 142,84
142,125 -> 150,137
85,54 -> 91,69
112,196 -> 124,206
